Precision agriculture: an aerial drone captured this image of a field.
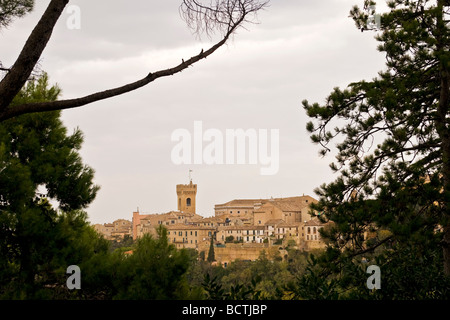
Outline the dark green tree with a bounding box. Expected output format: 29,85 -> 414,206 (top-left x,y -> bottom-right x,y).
0,73 -> 100,298
113,225 -> 193,300
207,234 -> 215,263
302,0 -> 450,298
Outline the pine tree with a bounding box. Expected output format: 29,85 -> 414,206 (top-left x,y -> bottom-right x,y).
0,73 -> 100,298
0,0 -> 34,29
302,0 -> 450,298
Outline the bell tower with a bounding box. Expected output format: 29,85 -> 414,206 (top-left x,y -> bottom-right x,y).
176,175 -> 197,214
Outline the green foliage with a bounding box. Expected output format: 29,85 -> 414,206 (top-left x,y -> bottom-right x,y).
202,272 -> 263,300
286,254 -> 340,300
108,234 -> 134,253
0,0 -> 34,29
112,225 -> 193,300
0,74 -> 101,299
197,250 -> 311,300
302,0 -> 450,298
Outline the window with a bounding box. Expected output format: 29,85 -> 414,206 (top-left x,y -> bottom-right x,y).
186,198 -> 191,206
307,227 -> 311,234
313,227 -> 316,234
307,235 -> 309,240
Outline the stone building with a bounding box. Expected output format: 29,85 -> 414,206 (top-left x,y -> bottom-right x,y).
128,178 -> 329,263
301,218 -> 327,250
166,224 -> 215,250
217,225 -> 266,244
176,180 -> 197,214
94,219 -> 132,240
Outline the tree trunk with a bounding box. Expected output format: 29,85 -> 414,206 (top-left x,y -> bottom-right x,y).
0,0 -> 69,112
436,0 -> 450,276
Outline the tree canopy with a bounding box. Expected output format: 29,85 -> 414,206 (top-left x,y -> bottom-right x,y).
302,0 -> 450,298
0,73 -> 101,298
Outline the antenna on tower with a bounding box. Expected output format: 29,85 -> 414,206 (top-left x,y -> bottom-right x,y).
189,169 -> 193,183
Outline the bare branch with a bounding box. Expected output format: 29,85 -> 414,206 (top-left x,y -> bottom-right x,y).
0,0 -> 269,121
179,0 -> 269,38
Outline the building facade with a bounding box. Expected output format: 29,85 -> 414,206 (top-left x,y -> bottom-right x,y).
176,180 -> 197,214
94,219 -> 132,240
125,180 -> 329,263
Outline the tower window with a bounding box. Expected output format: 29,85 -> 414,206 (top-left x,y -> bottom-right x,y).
186,198 -> 191,206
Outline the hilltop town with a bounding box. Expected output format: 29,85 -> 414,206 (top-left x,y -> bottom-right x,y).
93,179 -> 329,266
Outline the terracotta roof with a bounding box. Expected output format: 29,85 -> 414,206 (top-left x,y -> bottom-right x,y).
218,225 -> 265,231
215,196 -> 317,215
304,218 -> 323,226
215,199 -> 264,208
264,219 -> 285,226
276,221 -> 301,228
272,201 -> 304,212
166,224 -> 215,230
201,216 -> 226,222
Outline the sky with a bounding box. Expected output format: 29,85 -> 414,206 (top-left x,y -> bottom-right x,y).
0,0 -> 389,224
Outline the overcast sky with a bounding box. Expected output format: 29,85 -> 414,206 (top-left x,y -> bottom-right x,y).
1,0 -> 389,224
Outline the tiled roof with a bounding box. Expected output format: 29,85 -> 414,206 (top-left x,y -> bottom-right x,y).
166,224 -> 216,230
304,218 -> 323,226
264,219 -> 285,226
215,199 -> 264,208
